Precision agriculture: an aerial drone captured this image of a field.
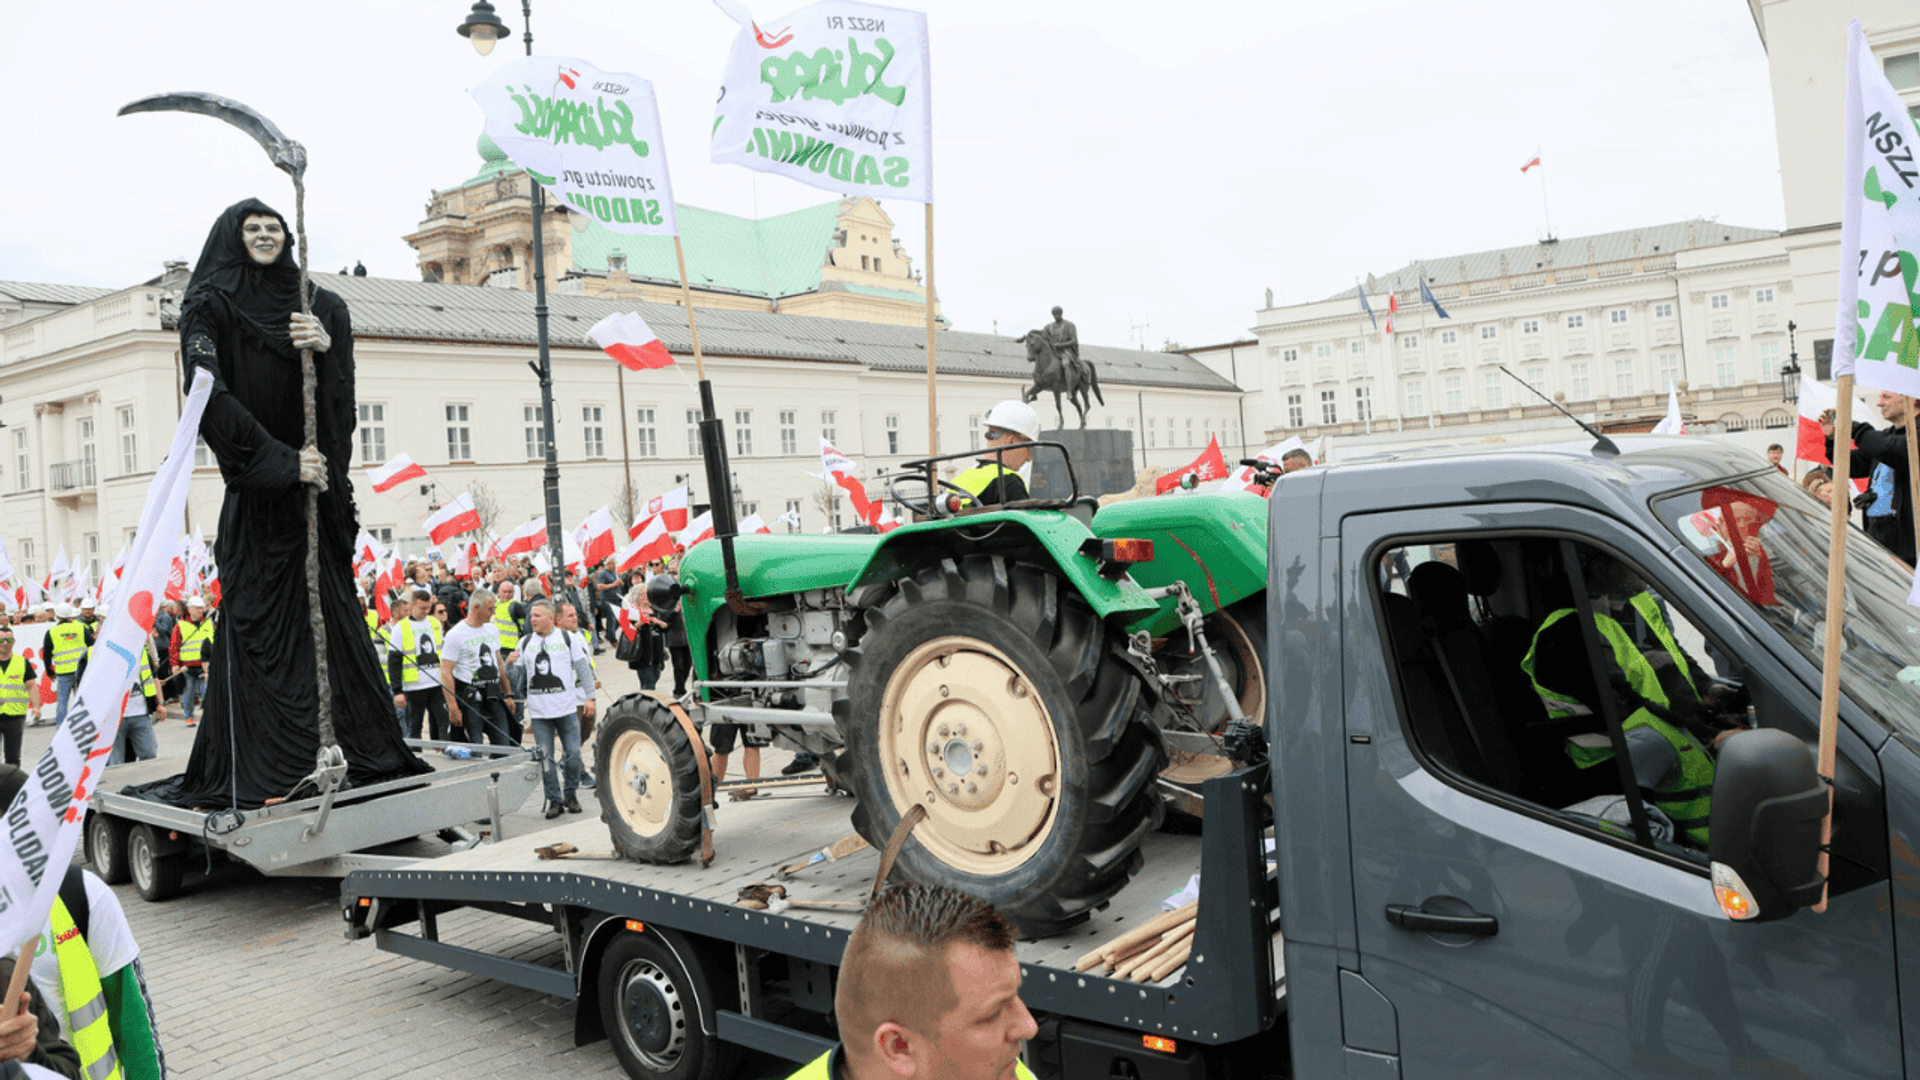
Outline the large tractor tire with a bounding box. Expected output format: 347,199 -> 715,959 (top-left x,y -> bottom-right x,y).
600,695 -> 706,865
836,555 -> 1166,937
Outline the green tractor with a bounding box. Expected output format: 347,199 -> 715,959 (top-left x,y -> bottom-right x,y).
594,443 -> 1273,936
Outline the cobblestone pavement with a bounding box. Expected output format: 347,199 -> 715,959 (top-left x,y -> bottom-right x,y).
25,652 -> 794,1080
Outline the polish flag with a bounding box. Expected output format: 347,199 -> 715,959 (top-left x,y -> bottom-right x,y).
1388,294 -> 1399,315
109,545 -> 127,580
424,493 -> 483,545
1156,436 -> 1231,494
875,506 -> 904,533
617,514 -> 675,571
354,530 -> 388,573
577,505 -> 618,567
372,559 -> 397,622
1650,385 -> 1685,435
588,311 -> 675,371
366,453 -> 428,494
680,510 -> 716,550
1520,155 -> 1541,173
618,602 -> 638,642
637,486 -> 690,534
1794,378 -> 1872,492
499,516 -> 547,558
563,528 -> 587,576
821,439 -> 878,525
483,531 -> 504,562
738,513 -> 771,535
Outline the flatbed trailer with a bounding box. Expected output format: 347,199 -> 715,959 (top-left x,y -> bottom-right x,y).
342,765 -> 1282,1080
85,740 -> 542,902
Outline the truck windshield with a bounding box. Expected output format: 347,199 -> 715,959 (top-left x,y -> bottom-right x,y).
1654,472 -> 1920,737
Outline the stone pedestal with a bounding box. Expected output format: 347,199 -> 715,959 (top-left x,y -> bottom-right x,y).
1031,428 -> 1136,500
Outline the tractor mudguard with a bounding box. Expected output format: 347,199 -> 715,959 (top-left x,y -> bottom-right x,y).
1092,491 -> 1270,638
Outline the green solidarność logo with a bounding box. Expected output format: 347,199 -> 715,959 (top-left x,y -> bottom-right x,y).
508,86 -> 652,159
1854,248 -> 1920,370
747,127 -> 909,188
760,37 -> 906,106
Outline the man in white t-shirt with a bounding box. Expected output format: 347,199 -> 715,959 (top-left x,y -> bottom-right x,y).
511,599 -> 596,818
441,588 -> 518,749
556,601 -> 602,790
388,589 -> 451,741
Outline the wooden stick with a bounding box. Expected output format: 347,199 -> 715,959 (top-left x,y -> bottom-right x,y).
1905,408 -> 1918,569
672,236 -> 709,383
1814,374 -> 1856,913
1096,901 -> 1197,956
4,940 -> 32,1015
1114,935 -> 1176,981
1124,922 -> 1197,982
1100,935 -> 1161,972
1145,940 -> 1194,983
924,202 -> 938,456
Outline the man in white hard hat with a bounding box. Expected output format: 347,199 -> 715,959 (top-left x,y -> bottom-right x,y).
950,401 -> 1040,508
170,596 -> 215,727
45,604 -> 92,729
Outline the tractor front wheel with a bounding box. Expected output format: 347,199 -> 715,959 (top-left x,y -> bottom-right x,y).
600,695 -> 706,865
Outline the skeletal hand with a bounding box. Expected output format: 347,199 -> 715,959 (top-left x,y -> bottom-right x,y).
299,445 -> 328,491
290,312 -> 331,353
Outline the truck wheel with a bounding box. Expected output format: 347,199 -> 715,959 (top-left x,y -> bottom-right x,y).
85,813 -> 131,886
600,695 -> 705,865
128,824 -> 185,902
838,555 -> 1166,937
598,931 -> 738,1080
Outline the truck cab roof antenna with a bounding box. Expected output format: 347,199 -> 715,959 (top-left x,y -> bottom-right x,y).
1499,364 -> 1620,458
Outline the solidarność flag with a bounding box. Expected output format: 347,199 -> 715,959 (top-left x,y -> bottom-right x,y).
1836,20 -> 1920,398
589,311 -> 676,371
366,453 -> 427,494
1155,436 -> 1230,494
424,493 -> 483,546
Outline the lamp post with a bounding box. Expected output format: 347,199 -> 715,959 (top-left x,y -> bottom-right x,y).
1781,319 -> 1803,403
459,0 -> 565,575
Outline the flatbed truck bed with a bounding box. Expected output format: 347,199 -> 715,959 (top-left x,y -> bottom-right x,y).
343,766 -> 1282,1079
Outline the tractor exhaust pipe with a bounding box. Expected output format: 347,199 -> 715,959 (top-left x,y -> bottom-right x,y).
695,379 -> 745,605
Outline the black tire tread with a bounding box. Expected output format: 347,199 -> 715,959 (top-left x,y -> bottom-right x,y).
87,813 -> 131,886
599,695 -> 706,866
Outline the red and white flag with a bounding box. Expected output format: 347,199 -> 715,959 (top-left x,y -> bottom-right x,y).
424,493 -> 483,546
821,439 -> 878,525
617,514 -> 675,571
681,510 -> 716,550
366,453 -> 428,494
588,311 -> 675,371
1793,378 -> 1872,492
0,369 -> 213,956
204,566 -> 222,608
637,486 -> 690,534
354,530 -> 389,573
1156,436 -> 1231,494
1520,155 -> 1541,173
163,558 -> 187,602
499,517 -> 547,558
577,505 -> 618,568
739,513 -> 771,535
875,506 -> 904,533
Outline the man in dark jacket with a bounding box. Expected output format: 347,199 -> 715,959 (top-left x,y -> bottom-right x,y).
0,957 -> 81,1079
1823,392 -> 1914,565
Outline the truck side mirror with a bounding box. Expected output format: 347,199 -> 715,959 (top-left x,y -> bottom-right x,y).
1709,729 -> 1828,923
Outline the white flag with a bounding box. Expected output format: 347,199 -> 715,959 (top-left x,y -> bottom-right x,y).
710,0 -> 932,203
1651,384 -> 1685,435
1836,20 -> 1920,396
0,371 -> 214,954
471,57 -> 680,236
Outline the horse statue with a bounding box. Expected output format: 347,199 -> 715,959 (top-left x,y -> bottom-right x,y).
1018,330 -> 1105,429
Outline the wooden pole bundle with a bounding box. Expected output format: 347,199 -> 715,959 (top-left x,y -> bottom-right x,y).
1073,900 -> 1198,979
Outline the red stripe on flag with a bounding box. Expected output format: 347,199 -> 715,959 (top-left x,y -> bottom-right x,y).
605,339 -> 676,371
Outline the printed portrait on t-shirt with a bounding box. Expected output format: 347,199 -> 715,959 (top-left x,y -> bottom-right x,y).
473,642 -> 498,683
530,646 -> 561,692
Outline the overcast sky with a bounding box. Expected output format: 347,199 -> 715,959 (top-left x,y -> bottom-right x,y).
1,0 -> 1782,351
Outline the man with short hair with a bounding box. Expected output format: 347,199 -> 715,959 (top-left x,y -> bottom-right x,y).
0,626 -> 41,766
556,601 -> 600,788
1765,443 -> 1786,473
390,589 -> 451,740
168,598 -> 213,727
951,401 -> 1040,509
491,578 -> 526,744
512,600 -> 595,817
441,588 -> 516,748
784,883 -> 1037,1080
1823,392 -> 1915,565
45,605 -> 92,730
1280,448 -> 1313,473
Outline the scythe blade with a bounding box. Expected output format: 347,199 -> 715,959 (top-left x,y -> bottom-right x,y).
118,91 -> 307,179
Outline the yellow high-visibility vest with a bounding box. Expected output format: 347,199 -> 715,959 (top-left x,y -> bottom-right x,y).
177,619 -> 215,664
49,896 -> 123,1080
48,621 -> 88,675
0,654 -> 28,715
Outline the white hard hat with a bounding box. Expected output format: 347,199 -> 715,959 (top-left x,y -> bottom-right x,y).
186,595 -> 207,609
56,604 -> 77,620
984,400 -> 1041,442
80,597 -> 96,609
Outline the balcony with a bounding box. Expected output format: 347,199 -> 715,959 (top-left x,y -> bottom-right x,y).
49,459 -> 96,503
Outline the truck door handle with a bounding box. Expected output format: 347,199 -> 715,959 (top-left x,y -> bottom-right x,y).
1385,899 -> 1499,937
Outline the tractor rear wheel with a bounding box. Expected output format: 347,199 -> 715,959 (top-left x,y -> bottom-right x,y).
600,695 -> 706,865
837,555 -> 1165,937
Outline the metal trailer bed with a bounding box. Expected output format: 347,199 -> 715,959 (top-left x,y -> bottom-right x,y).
343,767 -> 1282,1077
85,740 -> 543,901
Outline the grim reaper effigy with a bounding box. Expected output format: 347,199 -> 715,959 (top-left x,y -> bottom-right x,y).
123,96 -> 429,808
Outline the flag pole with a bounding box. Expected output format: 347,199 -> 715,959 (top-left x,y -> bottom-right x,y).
4,940 -> 31,1016
1905,408 -> 1919,566
1417,276 -> 1433,429
1535,146 -> 1554,239
1813,375 -> 1855,913
616,364 -> 634,525
924,202 -> 939,454
672,238 -> 709,382
673,235 -> 746,601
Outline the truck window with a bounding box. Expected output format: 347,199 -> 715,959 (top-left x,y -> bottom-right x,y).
1375,536 -> 1740,863
1654,475 -> 1920,738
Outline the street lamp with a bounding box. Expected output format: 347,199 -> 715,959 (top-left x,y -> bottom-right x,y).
1781,319 -> 1803,403
457,0 -> 564,576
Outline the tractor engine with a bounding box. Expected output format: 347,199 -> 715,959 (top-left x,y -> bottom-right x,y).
711,587 -> 855,687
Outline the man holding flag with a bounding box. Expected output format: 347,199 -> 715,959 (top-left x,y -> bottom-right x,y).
1822,392 -> 1915,565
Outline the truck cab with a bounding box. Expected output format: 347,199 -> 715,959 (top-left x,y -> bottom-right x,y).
1274,438 -> 1915,1078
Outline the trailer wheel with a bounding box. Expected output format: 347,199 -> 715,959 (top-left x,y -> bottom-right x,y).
600,696 -> 705,864
598,931 -> 737,1080
85,813 -> 131,886
128,824 -> 185,902
839,555 -> 1166,937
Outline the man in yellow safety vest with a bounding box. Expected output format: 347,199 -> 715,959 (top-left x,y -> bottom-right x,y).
45,604 -> 92,730
0,625 -> 41,766
169,597 -> 215,728
778,884 -> 1038,1080
947,401 -> 1040,511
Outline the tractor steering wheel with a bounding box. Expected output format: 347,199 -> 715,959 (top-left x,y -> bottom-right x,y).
889,473 -> 974,518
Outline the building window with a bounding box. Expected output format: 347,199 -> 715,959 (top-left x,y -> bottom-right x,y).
85,534 -> 101,582
1282,348 -> 1299,363
1614,358 -> 1635,397
1710,294 -> 1730,310
1147,418 -> 1157,448
1400,334 -> 1418,350
17,541 -> 31,582
1524,367 -> 1547,395
1609,309 -> 1628,325
1654,302 -> 1674,319
1753,287 -> 1775,304
1715,345 -> 1737,387
1887,52 -> 1920,90
446,404 -> 472,462
78,418 -> 95,486
1353,386 -> 1372,422
821,410 -> 837,446
1566,314 -> 1585,329
740,500 -> 758,519
358,403 -> 386,465
779,410 -> 797,456
368,527 -> 394,546
873,258 -> 883,274
785,499 -> 803,532
885,414 -> 900,454
1758,339 -> 1782,375
1480,325 -> 1498,340
1185,417 -> 1195,445
734,409 -> 754,456
970,415 -> 982,451
1440,330 -> 1457,345
1286,393 -> 1304,428
1483,372 -> 1503,410
860,255 -> 870,270
523,404 -> 545,460
1320,390 -> 1338,425
635,407 -> 658,457
1568,362 -> 1591,400
1315,344 -> 1332,359
1404,379 -> 1424,414
118,406 -> 138,475
13,429 -> 28,492
1657,352 -> 1680,391
687,409 -> 702,457
1443,375 -> 1463,412
582,405 -> 605,458
193,435 -> 211,470
1522,319 -> 1540,335
1351,340 -> 1365,355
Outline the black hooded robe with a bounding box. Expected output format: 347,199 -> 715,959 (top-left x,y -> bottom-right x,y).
132,198 -> 430,808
